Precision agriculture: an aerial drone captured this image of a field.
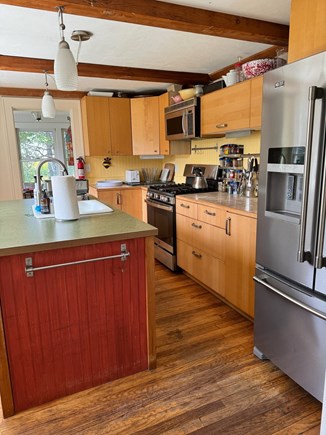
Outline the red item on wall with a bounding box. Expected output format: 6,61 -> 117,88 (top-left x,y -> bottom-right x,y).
76,156 -> 85,179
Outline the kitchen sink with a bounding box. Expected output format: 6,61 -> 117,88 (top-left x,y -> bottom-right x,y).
33,199 -> 114,219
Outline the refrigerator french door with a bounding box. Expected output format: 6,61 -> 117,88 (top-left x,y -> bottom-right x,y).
254,50 -> 326,401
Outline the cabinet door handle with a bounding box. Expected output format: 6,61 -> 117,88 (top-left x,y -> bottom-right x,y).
204,210 -> 216,216
216,123 -> 228,128
225,217 -> 231,236
191,223 -> 202,229
192,250 -> 202,259
117,193 -> 122,205
180,203 -> 190,209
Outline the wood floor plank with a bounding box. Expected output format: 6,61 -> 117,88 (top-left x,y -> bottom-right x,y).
0,263 -> 322,434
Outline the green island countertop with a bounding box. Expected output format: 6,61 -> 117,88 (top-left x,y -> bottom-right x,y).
0,199 -> 158,257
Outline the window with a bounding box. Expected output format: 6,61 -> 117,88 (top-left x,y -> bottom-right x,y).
15,111 -> 75,188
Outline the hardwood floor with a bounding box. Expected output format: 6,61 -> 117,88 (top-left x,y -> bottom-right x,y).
0,263 -> 322,434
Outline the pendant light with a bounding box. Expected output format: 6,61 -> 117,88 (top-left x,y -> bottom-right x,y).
54,6 -> 78,91
41,71 -> 56,118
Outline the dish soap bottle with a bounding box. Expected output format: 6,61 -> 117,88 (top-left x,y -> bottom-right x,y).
40,190 -> 50,214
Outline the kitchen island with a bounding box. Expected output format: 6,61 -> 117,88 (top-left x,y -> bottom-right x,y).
0,200 -> 157,418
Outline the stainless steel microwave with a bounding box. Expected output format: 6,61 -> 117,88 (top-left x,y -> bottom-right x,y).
164,97 -> 200,140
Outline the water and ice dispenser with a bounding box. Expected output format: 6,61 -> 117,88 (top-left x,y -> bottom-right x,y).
266,147 -> 305,221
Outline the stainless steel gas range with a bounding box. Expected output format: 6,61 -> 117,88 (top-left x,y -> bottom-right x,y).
146,164 -> 220,271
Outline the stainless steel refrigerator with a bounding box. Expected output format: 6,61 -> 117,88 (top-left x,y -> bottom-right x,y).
254,50 -> 326,402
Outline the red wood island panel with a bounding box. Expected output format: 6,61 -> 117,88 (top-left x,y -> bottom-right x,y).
0,238 -> 148,413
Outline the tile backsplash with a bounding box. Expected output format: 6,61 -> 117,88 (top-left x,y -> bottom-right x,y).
86,131 -> 261,184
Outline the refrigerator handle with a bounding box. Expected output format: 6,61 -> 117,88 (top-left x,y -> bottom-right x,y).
254,275 -> 326,321
315,91 -> 326,269
297,86 -> 324,263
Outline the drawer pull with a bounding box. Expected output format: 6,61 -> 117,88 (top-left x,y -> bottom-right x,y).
180,203 -> 190,209
225,217 -> 231,236
191,223 -> 202,229
204,210 -> 216,216
192,250 -> 202,259
216,123 -> 228,128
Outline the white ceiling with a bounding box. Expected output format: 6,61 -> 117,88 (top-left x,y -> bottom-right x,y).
0,0 -> 291,94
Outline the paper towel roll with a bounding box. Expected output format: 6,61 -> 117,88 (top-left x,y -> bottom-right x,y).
51,175 -> 80,221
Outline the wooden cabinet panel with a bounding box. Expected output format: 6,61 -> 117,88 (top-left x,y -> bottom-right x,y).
81,96 -> 132,156
175,198 -> 197,219
141,188 -> 148,222
249,76 -> 263,129
131,97 -> 160,155
201,81 -> 251,135
159,93 -> 170,155
288,0 -> 326,63
108,98 -> 132,155
225,212 -> 257,318
89,186 -> 142,220
81,96 -> 111,156
176,214 -> 225,261
120,188 -> 142,220
177,239 -> 225,296
197,204 -> 226,229
0,239 -> 148,412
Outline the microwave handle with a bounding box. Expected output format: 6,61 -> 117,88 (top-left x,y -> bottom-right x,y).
182,112 -> 187,135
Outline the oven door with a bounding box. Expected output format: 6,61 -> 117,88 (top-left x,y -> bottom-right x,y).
146,199 -> 175,254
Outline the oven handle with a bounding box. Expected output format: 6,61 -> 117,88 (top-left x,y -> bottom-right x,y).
145,199 -> 174,212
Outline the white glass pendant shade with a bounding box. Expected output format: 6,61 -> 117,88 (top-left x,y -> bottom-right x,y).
42,90 -> 56,118
54,39 -> 78,91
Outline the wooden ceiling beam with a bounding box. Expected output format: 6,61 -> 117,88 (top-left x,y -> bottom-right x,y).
0,55 -> 210,85
209,46 -> 282,81
0,0 -> 289,46
0,87 -> 86,98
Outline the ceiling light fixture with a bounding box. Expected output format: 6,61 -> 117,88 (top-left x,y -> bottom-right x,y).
54,6 -> 78,91
41,71 -> 56,118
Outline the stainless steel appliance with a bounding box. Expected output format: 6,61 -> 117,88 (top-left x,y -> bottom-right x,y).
165,97 -> 200,140
146,164 -> 219,271
254,50 -> 326,402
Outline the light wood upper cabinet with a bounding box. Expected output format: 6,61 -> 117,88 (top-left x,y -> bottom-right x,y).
107,98 -> 132,156
81,96 -> 132,156
288,0 -> 326,63
201,81 -> 251,135
81,96 -> 111,156
225,211 -> 257,318
131,96 -> 160,155
158,93 -> 170,155
249,76 -> 263,130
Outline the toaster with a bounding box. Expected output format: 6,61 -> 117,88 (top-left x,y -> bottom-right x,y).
125,169 -> 140,183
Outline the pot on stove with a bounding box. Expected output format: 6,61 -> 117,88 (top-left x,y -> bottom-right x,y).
192,168 -> 208,189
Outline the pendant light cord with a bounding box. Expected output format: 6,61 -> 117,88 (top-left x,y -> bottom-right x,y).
57,6 -> 66,41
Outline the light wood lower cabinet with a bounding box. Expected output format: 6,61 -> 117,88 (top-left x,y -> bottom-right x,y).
225,211 -> 257,318
176,197 -> 257,318
176,198 -> 225,297
89,186 -> 142,220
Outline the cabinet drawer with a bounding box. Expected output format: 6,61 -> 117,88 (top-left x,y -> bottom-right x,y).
176,199 -> 197,218
177,239 -> 225,297
197,205 -> 226,229
176,214 -> 225,261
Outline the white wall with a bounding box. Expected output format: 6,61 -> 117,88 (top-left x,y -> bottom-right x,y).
0,97 -> 84,201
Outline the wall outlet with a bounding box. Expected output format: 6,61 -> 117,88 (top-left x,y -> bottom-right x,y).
85,163 -> 91,173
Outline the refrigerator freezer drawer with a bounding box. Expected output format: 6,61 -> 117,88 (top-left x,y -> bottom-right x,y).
254,271 -> 326,402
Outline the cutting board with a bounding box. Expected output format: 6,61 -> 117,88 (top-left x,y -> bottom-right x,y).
164,163 -> 175,181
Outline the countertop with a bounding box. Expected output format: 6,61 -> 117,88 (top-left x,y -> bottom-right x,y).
0,199 -> 157,257
177,191 -> 258,217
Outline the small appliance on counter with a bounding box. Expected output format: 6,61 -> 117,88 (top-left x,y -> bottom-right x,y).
125,169 -> 140,184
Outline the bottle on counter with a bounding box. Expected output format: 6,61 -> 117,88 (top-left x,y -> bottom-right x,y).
234,57 -> 244,82
40,190 -> 50,214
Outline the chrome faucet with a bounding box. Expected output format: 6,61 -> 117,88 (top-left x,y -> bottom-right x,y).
35,158 -> 68,208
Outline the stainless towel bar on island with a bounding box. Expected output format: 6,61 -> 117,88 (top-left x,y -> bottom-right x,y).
24,243 -> 130,277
